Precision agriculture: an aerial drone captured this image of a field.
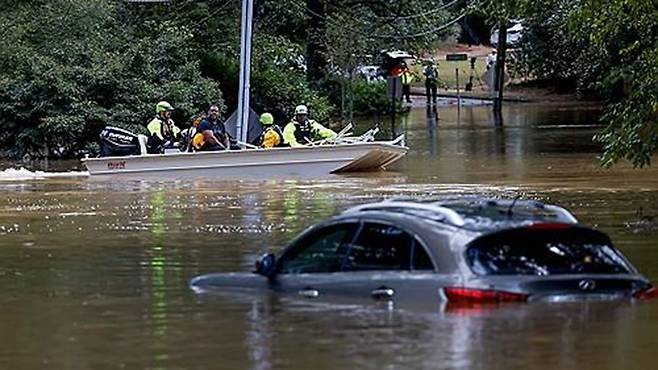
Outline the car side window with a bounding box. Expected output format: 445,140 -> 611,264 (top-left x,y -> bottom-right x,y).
342,222 -> 413,271
279,223 -> 358,274
412,239 -> 435,270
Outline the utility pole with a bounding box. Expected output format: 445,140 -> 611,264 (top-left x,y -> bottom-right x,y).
389,77 -> 398,139
492,22 -> 507,113
236,0 -> 254,144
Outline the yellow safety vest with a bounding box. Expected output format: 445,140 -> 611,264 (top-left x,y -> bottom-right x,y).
401,70 -> 414,85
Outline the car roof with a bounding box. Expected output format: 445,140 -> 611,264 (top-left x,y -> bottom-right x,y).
382,50 -> 415,59
341,197 -> 578,234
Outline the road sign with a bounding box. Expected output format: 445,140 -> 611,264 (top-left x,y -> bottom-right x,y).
446,53 -> 468,61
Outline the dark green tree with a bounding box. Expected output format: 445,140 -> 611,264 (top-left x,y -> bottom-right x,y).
508,0 -> 658,167
0,0 -> 223,158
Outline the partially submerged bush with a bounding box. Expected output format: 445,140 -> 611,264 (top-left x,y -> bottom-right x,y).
350,80 -> 391,116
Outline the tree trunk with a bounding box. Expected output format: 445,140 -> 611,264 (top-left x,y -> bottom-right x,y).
341,77 -> 346,120
306,0 -> 328,84
348,69 -> 354,122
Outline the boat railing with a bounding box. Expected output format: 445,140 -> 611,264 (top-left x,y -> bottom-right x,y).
305,124 -> 386,146
236,141 -> 259,149
390,134 -> 405,146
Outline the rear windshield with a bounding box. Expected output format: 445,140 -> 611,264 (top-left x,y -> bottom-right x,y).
466,227 -> 633,275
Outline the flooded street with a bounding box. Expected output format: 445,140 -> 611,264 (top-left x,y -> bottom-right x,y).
2,103 -> 658,369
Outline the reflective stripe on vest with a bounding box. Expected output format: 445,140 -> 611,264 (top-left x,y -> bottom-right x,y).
293,121 -> 314,144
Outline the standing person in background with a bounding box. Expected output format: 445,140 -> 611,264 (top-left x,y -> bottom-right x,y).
423,60 -> 439,104
465,57 -> 478,91
390,62 -> 404,77
486,49 -> 497,70
147,101 -> 181,154
400,62 -> 414,104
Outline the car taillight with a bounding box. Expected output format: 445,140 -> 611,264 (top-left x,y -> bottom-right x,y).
444,287 -> 529,303
633,285 -> 658,300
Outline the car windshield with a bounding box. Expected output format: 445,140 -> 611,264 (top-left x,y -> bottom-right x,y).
466,227 -> 633,275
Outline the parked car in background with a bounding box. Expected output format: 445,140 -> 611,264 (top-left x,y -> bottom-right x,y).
490,20 -> 525,47
379,50 -> 415,76
355,65 -> 383,82
190,198 -> 657,307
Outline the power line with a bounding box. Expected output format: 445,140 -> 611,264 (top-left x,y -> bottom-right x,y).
173,0 -> 198,12
197,1 -> 235,24
401,12 -> 466,38
290,0 -> 465,40
367,0 -> 463,21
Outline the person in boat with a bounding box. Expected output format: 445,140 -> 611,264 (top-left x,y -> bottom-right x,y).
146,101 -> 181,154
257,112 -> 288,148
192,104 -> 230,151
179,112 -> 206,152
282,105 -> 337,147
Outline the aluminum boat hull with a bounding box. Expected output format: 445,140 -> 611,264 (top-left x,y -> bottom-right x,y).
82,141 -> 407,179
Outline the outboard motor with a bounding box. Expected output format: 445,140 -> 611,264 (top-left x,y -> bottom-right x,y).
99,126 -> 146,157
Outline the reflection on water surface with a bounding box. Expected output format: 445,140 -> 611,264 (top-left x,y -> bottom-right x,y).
1,104 -> 658,369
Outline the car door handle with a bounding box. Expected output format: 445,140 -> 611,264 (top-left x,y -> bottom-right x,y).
371,287 -> 395,300
298,288 -> 319,298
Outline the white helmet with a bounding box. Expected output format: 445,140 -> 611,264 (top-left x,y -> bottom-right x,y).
295,105 -> 308,115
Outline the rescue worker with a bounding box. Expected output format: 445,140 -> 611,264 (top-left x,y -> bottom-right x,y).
423,60 -> 439,104
258,112 -> 287,148
486,49 -> 497,70
400,62 -> 414,103
192,104 -> 230,151
146,101 -> 181,154
283,105 -> 337,147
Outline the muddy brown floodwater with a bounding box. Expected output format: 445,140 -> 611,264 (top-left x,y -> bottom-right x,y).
1,103 -> 658,369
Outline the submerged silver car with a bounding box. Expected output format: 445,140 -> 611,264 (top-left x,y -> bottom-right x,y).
190,198 -> 657,305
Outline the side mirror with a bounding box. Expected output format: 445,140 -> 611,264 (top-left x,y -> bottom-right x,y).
254,253 -> 276,277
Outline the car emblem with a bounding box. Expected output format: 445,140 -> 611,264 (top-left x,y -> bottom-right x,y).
578,279 -> 596,291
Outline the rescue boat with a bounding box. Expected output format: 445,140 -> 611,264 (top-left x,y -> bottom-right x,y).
82,127 -> 407,179
82,0 -> 408,179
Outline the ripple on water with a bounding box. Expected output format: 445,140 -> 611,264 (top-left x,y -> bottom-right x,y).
2,105 -> 658,369
0,167 -> 88,181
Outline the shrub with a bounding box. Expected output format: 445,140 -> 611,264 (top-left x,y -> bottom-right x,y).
350,80 -> 391,116
0,0 -> 223,158
201,35 -> 333,126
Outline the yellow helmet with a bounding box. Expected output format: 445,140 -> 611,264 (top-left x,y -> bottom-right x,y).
156,101 -> 174,114
260,113 -> 274,125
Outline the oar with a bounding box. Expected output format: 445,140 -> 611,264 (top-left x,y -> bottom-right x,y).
321,123 -> 353,145
302,123 -> 355,146
237,141 -> 259,149
335,123 -> 353,138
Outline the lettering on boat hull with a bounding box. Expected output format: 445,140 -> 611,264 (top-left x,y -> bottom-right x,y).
107,161 -> 126,170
